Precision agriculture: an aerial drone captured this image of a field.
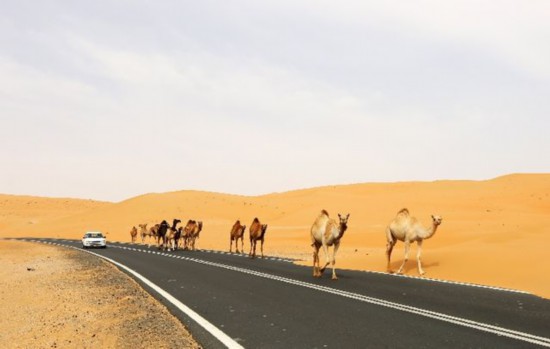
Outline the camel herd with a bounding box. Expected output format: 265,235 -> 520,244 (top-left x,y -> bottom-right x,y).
129,218 -> 203,252
127,208 -> 443,279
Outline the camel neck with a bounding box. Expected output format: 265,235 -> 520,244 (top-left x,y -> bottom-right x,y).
421,223 -> 439,239
337,224 -> 348,240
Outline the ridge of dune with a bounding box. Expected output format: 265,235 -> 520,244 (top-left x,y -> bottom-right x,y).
1,173 -> 549,298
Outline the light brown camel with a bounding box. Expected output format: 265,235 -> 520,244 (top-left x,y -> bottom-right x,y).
310,210 -> 349,280
229,220 -> 246,254
143,223 -> 159,246
249,218 -> 268,259
130,226 -> 138,243
385,208 -> 443,275
188,221 -> 203,251
138,223 -> 148,243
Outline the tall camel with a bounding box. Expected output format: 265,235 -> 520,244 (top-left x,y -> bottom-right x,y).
310,210 -> 349,280
385,208 -> 443,275
249,218 -> 267,259
229,220 -> 246,254
129,226 -> 138,243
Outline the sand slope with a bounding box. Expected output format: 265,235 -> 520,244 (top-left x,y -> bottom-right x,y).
2,174 -> 549,298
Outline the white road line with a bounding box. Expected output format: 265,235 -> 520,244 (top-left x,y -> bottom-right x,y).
362,270 -> 531,294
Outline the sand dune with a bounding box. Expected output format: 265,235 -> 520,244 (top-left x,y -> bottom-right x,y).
2,174 -> 549,298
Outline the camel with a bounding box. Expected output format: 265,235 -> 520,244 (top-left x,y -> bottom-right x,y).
142,223 -> 159,246
310,210 -> 349,280
174,226 -> 183,249
138,223 -> 148,243
249,218 -> 268,259
229,220 -> 246,254
164,219 -> 181,251
189,221 -> 203,251
156,220 -> 170,250
385,208 -> 443,275
181,220 -> 197,250
130,226 -> 138,243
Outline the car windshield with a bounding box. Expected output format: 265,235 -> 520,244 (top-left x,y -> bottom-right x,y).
85,233 -> 104,238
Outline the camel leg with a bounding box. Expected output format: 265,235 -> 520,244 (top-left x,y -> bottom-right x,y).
331,242 -> 340,280
386,228 -> 396,273
249,239 -> 255,258
319,242 -> 330,273
386,240 -> 396,273
417,240 -> 425,275
260,238 -> 264,258
240,238 -> 244,254
229,238 -> 233,253
312,244 -> 320,277
397,241 -> 410,274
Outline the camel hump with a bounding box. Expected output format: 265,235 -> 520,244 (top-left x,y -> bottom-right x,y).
253,217 -> 259,223
397,208 -> 409,215
321,209 -> 329,217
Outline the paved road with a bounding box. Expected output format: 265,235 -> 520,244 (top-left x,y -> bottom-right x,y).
14,238 -> 550,348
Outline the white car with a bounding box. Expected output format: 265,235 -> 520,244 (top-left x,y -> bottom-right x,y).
82,232 -> 107,249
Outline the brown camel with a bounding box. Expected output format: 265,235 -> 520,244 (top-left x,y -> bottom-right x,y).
181,220 -> 197,250
188,221 -> 203,251
229,220 -> 246,254
156,220 -> 169,249
310,210 -> 349,280
164,219 -> 181,251
249,218 -> 268,259
386,208 -> 443,275
130,226 -> 138,243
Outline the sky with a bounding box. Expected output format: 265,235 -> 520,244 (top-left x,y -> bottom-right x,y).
1,1 -> 549,202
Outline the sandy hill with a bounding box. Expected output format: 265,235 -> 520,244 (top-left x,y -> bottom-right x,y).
1,174 -> 549,298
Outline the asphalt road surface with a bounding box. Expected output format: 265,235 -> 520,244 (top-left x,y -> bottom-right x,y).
13,238 -> 550,348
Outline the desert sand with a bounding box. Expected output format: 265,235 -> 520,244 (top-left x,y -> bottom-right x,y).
2,174 -> 549,298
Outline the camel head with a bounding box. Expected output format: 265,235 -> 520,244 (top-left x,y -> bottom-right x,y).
337,213 -> 350,229
431,215 -> 443,226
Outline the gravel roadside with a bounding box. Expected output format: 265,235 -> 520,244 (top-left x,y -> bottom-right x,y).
0,240 -> 201,348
